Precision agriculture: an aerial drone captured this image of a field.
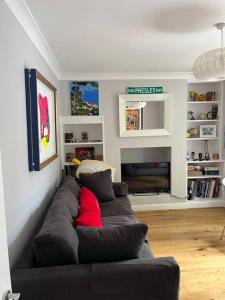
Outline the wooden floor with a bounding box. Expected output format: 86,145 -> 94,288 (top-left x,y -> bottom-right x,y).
136,208 -> 225,300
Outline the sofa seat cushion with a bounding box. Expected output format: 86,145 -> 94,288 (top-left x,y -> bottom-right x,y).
33,201 -> 79,267
100,197 -> 133,217
53,186 -> 79,218
101,215 -> 139,227
77,223 -> 148,263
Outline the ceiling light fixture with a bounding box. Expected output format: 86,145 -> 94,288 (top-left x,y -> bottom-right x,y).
193,23 -> 225,80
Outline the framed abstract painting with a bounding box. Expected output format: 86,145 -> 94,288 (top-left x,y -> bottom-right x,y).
70,81 -> 99,115
25,69 -> 58,171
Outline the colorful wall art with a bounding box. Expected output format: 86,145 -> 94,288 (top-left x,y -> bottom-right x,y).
25,69 -> 58,171
70,81 -> 99,115
126,109 -> 141,130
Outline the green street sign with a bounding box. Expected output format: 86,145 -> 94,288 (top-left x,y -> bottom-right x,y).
127,86 -> 163,94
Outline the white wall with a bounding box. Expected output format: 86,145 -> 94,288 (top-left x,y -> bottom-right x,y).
60,79 -> 187,198
0,1 -> 61,268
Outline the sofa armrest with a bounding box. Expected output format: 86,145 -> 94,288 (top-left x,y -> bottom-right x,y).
112,182 -> 128,197
91,257 -> 180,300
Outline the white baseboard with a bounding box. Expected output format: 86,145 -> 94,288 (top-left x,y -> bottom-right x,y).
132,201 -> 225,211
129,194 -> 225,211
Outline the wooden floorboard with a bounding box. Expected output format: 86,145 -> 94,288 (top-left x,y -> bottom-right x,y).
136,208 -> 225,300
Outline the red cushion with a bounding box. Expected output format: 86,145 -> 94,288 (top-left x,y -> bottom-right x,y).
75,187 -> 103,228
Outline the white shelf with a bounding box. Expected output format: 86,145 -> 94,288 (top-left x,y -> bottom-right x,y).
187,137 -> 219,141
187,175 -> 222,179
61,116 -> 104,125
64,162 -> 75,166
187,160 -> 225,164
64,142 -> 103,146
187,119 -> 220,123
187,101 -> 222,104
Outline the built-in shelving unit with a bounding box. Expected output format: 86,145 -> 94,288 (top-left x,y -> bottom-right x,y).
186,81 -> 225,204
60,116 -> 105,175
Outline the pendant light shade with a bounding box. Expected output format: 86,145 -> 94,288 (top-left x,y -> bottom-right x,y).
193,47 -> 225,80
193,23 -> 225,80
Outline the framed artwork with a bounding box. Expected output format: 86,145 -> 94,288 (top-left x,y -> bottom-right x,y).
75,147 -> 95,161
200,125 -> 216,138
25,69 -> 58,171
70,81 -> 99,115
125,109 -> 141,130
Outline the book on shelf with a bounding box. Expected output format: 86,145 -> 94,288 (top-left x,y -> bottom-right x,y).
202,167 -> 219,176
188,170 -> 203,177
188,178 -> 221,199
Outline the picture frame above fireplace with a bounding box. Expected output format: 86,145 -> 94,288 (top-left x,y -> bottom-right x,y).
119,93 -> 172,137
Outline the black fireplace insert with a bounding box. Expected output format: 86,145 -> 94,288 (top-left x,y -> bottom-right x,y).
121,162 -> 170,194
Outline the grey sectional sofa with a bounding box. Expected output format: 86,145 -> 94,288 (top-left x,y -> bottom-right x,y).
11,176 -> 180,300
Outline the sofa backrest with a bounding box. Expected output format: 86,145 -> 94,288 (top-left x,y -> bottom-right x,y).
14,176 -> 81,269
33,200 -> 79,267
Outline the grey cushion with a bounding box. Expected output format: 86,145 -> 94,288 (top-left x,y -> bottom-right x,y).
100,197 -> 133,217
63,175 -> 81,199
53,186 -> 79,218
33,201 -> 79,267
139,243 -> 154,259
77,223 -> 148,263
102,215 -> 139,227
112,182 -> 128,197
79,169 -> 116,202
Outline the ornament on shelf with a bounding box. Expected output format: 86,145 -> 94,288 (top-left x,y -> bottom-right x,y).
66,153 -> 75,162
189,90 -> 197,101
207,105 -> 218,120
191,151 -> 197,161
206,91 -> 216,101
203,140 -> 210,160
188,128 -> 199,138
72,158 -> 80,166
187,188 -> 194,200
212,153 -> 219,160
81,131 -> 88,142
188,110 -> 195,120
65,133 -> 73,143
197,94 -> 206,102
197,112 -> 207,120
198,153 -> 203,161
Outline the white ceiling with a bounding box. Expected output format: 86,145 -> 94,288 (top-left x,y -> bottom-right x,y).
24,0 -> 225,74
